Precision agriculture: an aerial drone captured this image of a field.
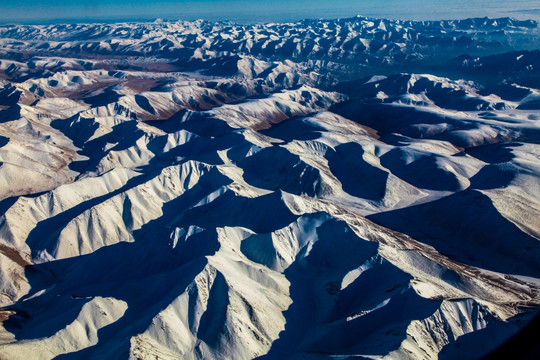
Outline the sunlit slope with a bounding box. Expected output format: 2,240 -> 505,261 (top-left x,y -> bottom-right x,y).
0,16 -> 539,359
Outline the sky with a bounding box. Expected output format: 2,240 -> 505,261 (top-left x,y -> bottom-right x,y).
0,0 -> 539,24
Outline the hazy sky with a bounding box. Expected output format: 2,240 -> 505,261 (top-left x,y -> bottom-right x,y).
1,0 -> 539,24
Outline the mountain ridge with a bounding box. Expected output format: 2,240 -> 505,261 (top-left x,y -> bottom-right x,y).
0,15 -> 539,360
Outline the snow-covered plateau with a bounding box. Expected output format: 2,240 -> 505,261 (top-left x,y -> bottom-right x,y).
0,16 -> 539,359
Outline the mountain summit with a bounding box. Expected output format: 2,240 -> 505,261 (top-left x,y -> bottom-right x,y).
0,16 -> 539,359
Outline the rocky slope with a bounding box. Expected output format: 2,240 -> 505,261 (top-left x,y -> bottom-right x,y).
0,16 -> 539,359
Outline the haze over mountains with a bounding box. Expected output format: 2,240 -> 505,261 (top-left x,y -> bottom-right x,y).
0,15 -> 539,359
2,0 -> 540,24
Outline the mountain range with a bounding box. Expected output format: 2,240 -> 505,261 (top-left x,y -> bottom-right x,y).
0,16 -> 539,359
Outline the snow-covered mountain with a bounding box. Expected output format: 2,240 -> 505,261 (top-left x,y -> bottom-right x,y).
0,16 -> 539,360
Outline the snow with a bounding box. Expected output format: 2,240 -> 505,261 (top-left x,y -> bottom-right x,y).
0,297 -> 127,360
0,14 -> 539,360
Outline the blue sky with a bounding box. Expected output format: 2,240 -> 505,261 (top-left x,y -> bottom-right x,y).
1,0 -> 539,24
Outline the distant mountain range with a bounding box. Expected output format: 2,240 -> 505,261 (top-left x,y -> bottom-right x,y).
0,16 -> 539,360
